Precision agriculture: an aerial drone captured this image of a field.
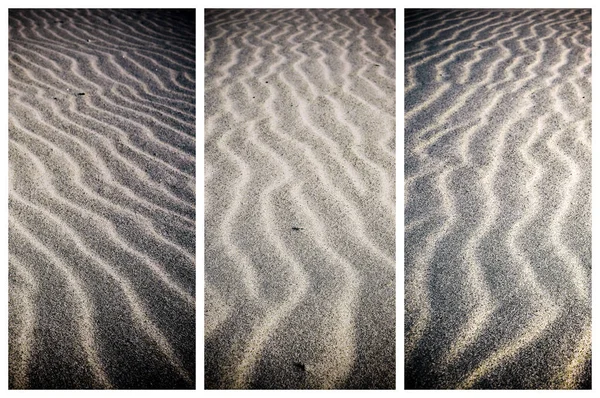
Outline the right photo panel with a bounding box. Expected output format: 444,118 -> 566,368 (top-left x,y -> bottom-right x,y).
405,9 -> 591,389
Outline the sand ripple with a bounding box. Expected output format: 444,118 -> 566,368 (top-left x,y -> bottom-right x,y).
8,9 -> 195,389
405,9 -> 590,389
205,9 -> 395,389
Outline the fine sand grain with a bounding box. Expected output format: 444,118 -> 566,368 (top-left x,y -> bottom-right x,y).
8,9 -> 195,389
405,9 -> 591,389
205,9 -> 395,389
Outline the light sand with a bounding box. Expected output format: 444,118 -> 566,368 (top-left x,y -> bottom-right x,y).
405,9 -> 591,389
8,9 -> 195,389
204,9 -> 396,389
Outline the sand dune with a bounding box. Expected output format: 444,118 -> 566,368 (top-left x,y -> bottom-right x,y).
405,9 -> 591,389
205,9 -> 395,389
8,9 -> 195,389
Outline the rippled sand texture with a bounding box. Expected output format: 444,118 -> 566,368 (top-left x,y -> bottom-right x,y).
405,9 -> 591,389
8,9 -> 195,389
205,9 -> 395,389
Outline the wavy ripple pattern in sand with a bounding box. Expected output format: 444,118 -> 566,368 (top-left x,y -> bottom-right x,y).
8,9 -> 195,389
405,9 -> 591,389
205,9 -> 395,389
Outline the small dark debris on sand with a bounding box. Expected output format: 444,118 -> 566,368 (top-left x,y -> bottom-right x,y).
293,362 -> 306,372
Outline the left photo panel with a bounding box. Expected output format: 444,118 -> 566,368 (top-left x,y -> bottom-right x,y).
8,9 -> 196,389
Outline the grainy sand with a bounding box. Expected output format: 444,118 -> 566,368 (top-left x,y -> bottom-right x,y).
8,9 -> 195,389
204,9 -> 396,389
405,9 -> 591,389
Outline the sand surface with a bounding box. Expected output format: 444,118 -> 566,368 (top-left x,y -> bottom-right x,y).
8,9 -> 195,389
204,9 -> 395,389
405,9 -> 591,389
